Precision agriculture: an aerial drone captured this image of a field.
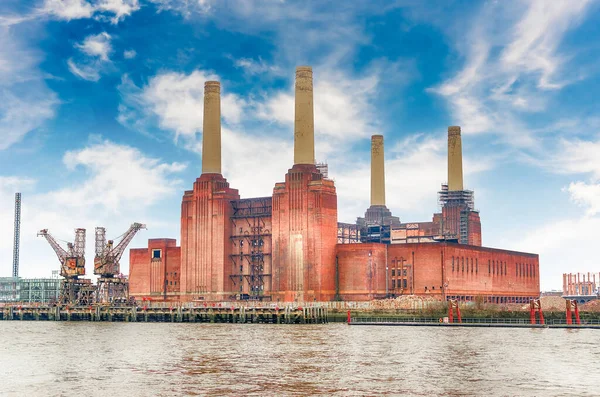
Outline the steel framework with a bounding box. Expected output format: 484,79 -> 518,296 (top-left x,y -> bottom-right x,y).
230,198 -> 272,300
337,222 -> 361,244
94,223 -> 145,304
12,193 -> 21,278
94,223 -> 146,277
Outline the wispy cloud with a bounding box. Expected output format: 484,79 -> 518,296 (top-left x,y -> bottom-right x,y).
0,26 -> 58,150
123,49 -> 136,59
0,139 -> 186,277
430,0 -> 594,146
68,32 -> 112,81
41,0 -> 139,24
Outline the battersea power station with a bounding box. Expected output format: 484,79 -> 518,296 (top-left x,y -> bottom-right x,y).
129,66 -> 540,304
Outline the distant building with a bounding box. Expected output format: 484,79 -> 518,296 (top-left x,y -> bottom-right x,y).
0,274 -> 62,304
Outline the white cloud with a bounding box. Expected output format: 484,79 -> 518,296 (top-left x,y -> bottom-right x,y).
0,140 -> 186,278
566,182 -> 600,217
41,0 -> 139,23
76,32 -> 112,61
234,57 -> 282,76
514,216 -> 600,290
257,68 -> 382,144
67,58 -> 100,81
123,49 -> 136,59
42,0 -> 95,20
95,0 -> 140,24
334,133 -> 492,223
118,70 -> 246,139
0,27 -> 58,150
430,0 -> 593,144
68,32 -> 112,81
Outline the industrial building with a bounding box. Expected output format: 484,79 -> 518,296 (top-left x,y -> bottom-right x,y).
130,66 -> 540,303
563,272 -> 600,303
0,273 -> 61,304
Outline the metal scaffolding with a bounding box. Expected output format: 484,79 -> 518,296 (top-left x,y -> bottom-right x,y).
230,197 -> 272,300
337,222 -> 361,244
12,193 -> 21,278
438,183 -> 478,244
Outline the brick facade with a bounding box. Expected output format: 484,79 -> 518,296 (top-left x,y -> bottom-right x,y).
129,238 -> 180,301
336,242 -> 539,302
271,164 -> 338,302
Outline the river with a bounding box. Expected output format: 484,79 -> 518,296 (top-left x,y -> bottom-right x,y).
1,322 -> 598,396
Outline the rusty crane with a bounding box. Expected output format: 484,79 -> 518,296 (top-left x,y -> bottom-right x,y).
94,223 -> 146,304
37,228 -> 94,305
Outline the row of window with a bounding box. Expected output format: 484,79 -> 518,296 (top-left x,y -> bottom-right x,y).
451,257 -> 537,278
447,295 -> 538,304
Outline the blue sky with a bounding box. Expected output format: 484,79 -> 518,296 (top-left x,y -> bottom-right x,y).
1,0 -> 600,290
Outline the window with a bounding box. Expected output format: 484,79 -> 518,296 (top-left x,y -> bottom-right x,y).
392,280 -> 396,289
504,262 -> 507,276
392,269 -> 396,276
462,257 -> 464,273
476,259 -> 478,274
488,260 -> 491,274
452,257 -> 455,272
152,249 -> 161,259
471,258 -> 474,273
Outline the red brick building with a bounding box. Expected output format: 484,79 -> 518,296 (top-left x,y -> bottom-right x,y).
129,67 -> 540,303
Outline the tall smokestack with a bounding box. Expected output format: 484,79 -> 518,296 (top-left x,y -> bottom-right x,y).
370,135 -> 385,206
202,81 -> 221,174
447,126 -> 463,191
294,66 -> 315,165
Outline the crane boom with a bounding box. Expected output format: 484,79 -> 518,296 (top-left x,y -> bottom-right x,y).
38,228 -> 86,278
111,223 -> 146,264
94,222 -> 146,276
37,229 -> 68,264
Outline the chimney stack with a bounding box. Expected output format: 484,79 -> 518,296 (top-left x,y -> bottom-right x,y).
447,126 -> 463,191
202,81 -> 221,174
370,135 -> 385,206
294,66 -> 315,165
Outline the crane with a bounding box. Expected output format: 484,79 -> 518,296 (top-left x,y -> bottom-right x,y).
38,228 -> 86,279
94,223 -> 146,277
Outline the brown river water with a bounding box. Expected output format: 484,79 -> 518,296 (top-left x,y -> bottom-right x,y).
1,322 -> 599,396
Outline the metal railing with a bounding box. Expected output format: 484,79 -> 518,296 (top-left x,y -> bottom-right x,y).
351,317 -> 535,324
550,319 -> 600,325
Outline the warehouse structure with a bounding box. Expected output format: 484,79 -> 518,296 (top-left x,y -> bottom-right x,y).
130,66 -> 540,303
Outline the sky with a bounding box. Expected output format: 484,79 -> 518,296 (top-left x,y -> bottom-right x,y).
1,0 -> 600,291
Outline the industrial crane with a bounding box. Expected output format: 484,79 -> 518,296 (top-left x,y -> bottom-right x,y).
94,223 -> 146,277
37,228 -> 86,278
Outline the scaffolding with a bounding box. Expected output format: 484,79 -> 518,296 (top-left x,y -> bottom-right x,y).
230,197 -> 272,300
438,183 -> 477,244
316,162 -> 329,179
337,222 -> 362,244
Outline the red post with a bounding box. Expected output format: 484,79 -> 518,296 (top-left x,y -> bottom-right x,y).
456,305 -> 462,324
448,301 -> 454,323
574,301 -> 581,325
566,300 -> 572,325
530,303 -> 536,325
347,310 -> 351,324
538,306 -> 544,325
